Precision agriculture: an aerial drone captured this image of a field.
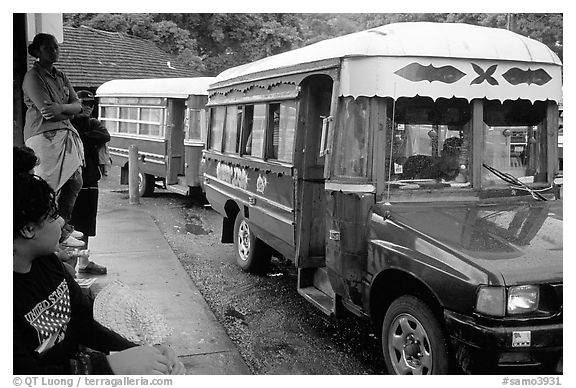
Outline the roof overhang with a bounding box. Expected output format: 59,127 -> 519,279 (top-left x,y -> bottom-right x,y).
341,56 -> 562,103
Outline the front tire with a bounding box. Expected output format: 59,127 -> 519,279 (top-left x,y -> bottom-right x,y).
233,213 -> 271,273
382,295 -> 449,375
138,172 -> 155,197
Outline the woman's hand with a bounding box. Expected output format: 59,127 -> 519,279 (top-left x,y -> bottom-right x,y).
107,345 -> 171,375
40,101 -> 64,120
154,344 -> 186,375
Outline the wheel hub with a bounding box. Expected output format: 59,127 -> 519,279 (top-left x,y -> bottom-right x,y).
402,334 -> 424,367
237,220 -> 251,261
388,313 -> 433,374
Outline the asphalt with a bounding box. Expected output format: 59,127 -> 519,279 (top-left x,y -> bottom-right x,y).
77,204 -> 252,375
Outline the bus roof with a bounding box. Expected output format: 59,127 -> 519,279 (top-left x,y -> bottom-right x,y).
214,22 -> 561,85
96,77 -> 215,98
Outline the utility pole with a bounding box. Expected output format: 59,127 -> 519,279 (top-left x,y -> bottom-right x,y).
507,13 -> 516,32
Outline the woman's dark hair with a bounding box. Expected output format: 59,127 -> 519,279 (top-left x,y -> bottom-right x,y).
27,33 -> 56,58
13,173 -> 58,239
13,146 -> 38,174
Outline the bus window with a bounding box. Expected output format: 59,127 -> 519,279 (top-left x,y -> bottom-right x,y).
209,106 -> 225,151
277,102 -> 297,163
140,107 -> 163,137
334,96 -> 370,178
251,104 -> 267,158
267,103 -> 281,159
236,107 -> 242,152
223,106 -> 240,153
482,100 -> 547,186
100,105 -> 118,133
99,97 -> 165,138
119,107 -> 138,134
241,105 -> 254,155
187,108 -> 202,141
385,97 -> 471,186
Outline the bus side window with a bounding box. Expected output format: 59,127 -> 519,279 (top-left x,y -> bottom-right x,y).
223,106 -> 239,153
251,104 -> 267,159
242,105 -> 254,155
210,106 -> 226,152
261,102 -> 297,163
277,102 -> 297,163
333,96 -> 370,178
187,108 -> 202,141
267,103 -> 280,159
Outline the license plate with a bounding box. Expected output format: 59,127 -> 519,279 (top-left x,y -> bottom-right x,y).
512,331 -> 531,347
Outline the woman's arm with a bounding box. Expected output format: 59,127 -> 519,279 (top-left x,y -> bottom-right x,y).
41,101 -> 81,121
22,70 -> 81,122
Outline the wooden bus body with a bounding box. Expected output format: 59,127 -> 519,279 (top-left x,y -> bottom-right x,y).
96,77 -> 214,196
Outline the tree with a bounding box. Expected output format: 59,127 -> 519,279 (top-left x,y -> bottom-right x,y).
175,13 -> 302,75
63,13 -> 563,75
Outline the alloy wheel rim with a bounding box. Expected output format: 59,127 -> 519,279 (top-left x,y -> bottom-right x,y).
388,313 -> 433,375
237,220 -> 251,261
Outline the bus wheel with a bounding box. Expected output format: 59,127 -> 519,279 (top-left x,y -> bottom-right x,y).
233,213 -> 271,273
382,295 -> 449,375
138,172 -> 155,197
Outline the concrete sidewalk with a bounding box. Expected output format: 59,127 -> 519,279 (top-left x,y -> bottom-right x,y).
79,205 -> 251,375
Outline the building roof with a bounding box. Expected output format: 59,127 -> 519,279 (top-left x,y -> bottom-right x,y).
55,25 -> 204,88
215,22 -> 562,84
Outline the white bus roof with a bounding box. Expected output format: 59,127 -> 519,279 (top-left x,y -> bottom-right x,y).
215,22 -> 561,83
96,77 -> 215,98
212,22 -> 562,104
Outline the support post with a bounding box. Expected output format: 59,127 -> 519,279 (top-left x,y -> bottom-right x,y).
128,144 -> 140,205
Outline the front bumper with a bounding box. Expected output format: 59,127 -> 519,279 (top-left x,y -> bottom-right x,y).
444,310 -> 562,373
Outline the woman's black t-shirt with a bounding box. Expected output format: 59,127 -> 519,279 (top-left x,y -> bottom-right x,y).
13,254 -> 134,374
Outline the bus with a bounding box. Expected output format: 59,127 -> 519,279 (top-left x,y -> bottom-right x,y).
202,22 -> 562,374
96,77 -> 215,196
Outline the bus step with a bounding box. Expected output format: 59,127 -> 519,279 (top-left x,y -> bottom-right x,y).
297,267 -> 335,316
297,286 -> 335,316
166,184 -> 189,196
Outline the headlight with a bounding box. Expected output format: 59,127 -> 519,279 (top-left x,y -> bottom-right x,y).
507,285 -> 539,314
476,285 -> 540,316
476,286 -> 505,317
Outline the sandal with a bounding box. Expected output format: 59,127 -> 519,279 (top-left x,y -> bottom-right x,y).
78,261 -> 107,275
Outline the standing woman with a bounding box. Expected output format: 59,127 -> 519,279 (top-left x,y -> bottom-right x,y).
70,91 -> 109,274
22,33 -> 85,248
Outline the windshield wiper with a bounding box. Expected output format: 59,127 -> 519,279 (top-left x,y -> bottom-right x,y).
482,163 -> 548,201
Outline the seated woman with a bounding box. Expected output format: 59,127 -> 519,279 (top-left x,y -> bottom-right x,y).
400,154 -> 437,180
436,137 -> 466,182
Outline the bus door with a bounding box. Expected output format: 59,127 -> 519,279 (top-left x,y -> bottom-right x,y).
183,95 -> 208,188
165,99 -> 186,185
295,75 -> 333,268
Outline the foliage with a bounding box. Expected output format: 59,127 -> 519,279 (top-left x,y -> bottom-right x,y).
64,13 -> 563,76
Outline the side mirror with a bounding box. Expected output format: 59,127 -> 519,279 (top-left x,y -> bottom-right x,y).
553,176 -> 563,186
553,174 -> 563,200
319,115 -> 332,157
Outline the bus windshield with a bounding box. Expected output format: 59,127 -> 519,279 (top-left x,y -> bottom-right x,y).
386,97 -> 471,188
482,100 -> 547,187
